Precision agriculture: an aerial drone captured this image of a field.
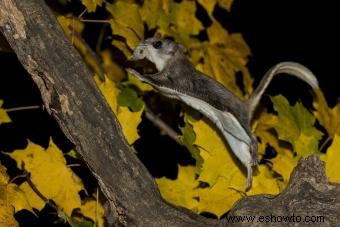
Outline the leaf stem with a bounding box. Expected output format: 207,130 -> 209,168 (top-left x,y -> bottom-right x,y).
78,8 -> 87,19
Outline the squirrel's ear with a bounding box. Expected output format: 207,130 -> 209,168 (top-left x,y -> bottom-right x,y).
167,43 -> 184,55
178,44 -> 184,51
154,33 -> 162,39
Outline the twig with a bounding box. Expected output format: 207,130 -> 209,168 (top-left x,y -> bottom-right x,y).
6,105 -> 41,112
9,173 -> 27,183
144,107 -> 183,146
79,19 -> 111,24
67,163 -> 81,168
78,8 -> 87,19
319,136 -> 332,153
96,188 -> 99,227
319,123 -> 340,152
96,23 -> 108,55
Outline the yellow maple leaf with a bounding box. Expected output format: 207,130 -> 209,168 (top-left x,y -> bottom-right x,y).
156,165 -> 199,211
197,0 -> 217,17
107,1 -> 143,49
6,184 -> 34,213
173,115 -> 280,216
190,25 -> 252,98
111,40 -> 132,58
170,0 -> 203,44
106,1 -> 144,39
270,149 -> 295,185
196,177 -> 242,218
81,0 -> 103,12
109,20 -> 140,50
325,135 -> 340,183
313,89 -> 340,137
192,118 -> 245,190
57,16 -> 84,36
140,0 -> 171,32
253,110 -> 278,155
217,0 -> 234,11
0,165 -> 9,184
97,76 -> 143,144
0,100 -> 11,124
117,106 -> 143,144
170,0 -> 203,35
80,199 -> 105,227
156,114 -> 282,217
19,182 -> 45,211
0,204 -> 18,227
0,165 -> 32,227
246,165 -> 280,196
97,76 -> 118,112
8,139 -> 84,216
207,20 -> 229,44
123,74 -> 153,92
254,110 -> 295,184
100,50 -> 125,82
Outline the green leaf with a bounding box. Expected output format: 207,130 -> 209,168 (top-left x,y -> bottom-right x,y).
271,95 -> 322,158
180,114 -> 203,172
117,87 -> 144,112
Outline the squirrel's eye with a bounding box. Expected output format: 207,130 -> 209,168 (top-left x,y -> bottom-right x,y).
152,41 -> 162,49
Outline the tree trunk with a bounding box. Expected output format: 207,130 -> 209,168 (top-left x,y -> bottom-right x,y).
1,0 -> 339,226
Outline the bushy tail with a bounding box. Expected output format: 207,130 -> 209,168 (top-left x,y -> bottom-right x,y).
247,61 -> 319,118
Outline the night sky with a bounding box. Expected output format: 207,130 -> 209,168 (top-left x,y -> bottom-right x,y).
229,0 -> 340,105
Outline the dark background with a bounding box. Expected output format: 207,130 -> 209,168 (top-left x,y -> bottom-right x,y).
0,0 -> 339,224
231,0 -> 340,105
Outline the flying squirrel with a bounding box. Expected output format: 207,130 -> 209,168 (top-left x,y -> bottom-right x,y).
127,36 -> 319,190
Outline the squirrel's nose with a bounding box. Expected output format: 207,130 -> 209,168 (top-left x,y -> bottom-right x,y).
133,44 -> 146,60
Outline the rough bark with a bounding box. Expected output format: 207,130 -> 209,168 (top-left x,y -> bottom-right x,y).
1,0 -> 340,226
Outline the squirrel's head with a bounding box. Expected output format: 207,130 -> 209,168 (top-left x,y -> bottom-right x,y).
133,37 -> 183,71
